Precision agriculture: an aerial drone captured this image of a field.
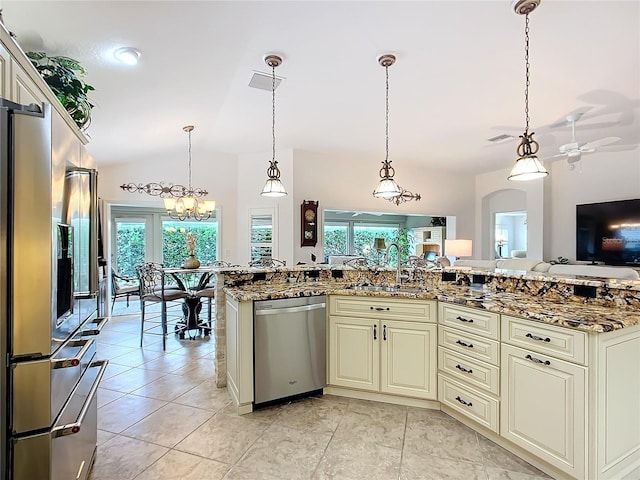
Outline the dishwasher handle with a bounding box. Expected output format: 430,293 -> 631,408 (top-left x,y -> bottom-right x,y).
255,302 -> 326,316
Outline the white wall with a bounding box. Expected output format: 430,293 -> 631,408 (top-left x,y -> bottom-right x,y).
475,149 -> 640,262
97,149 -> 239,263
292,150 -> 476,264
236,149 -> 294,266
547,149 -> 640,261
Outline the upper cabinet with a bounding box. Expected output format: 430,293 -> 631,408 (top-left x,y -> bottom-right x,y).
0,42 -> 11,99
0,23 -> 88,146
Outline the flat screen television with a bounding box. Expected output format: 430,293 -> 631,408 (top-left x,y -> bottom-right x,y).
576,199 -> 640,266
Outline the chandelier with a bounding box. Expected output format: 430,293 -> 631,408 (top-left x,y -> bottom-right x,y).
372,54 -> 420,204
120,125 -> 215,221
508,0 -> 549,181
261,54 -> 287,197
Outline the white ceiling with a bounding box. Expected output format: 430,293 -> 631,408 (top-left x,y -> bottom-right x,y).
2,0 -> 639,174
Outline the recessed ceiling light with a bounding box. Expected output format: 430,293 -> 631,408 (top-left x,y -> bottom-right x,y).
114,47 -> 141,65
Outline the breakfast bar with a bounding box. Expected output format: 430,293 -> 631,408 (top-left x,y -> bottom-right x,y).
217,263 -> 640,480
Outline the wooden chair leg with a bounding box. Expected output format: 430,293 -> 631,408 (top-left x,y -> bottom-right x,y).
140,301 -> 145,347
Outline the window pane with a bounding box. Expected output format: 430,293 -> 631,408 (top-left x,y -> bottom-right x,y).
162,220 -> 218,267
323,224 -> 348,259
250,214 -> 273,262
354,225 -> 399,265
115,220 -> 145,278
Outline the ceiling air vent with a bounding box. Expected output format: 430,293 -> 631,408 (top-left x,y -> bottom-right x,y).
488,134 -> 515,144
248,71 -> 284,91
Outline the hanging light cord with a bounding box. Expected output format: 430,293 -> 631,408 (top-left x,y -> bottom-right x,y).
516,13 -> 539,158
385,63 -> 390,163
379,60 -> 394,179
187,127 -> 193,190
272,63 -> 276,165
523,13 -> 530,135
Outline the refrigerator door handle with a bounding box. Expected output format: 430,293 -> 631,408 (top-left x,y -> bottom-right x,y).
51,360 -> 108,438
51,338 -> 94,369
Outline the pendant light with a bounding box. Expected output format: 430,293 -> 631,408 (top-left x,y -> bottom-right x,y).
260,54 -> 287,197
372,54 -> 421,204
508,0 -> 549,181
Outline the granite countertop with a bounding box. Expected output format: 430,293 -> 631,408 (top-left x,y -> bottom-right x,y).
224,281 -> 640,333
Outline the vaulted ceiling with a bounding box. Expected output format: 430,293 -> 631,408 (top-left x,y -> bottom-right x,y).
2,1 -> 639,174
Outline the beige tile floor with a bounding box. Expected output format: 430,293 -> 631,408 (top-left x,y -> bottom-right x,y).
90,300 -> 553,480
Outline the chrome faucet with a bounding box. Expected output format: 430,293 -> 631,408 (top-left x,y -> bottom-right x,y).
383,242 -> 404,286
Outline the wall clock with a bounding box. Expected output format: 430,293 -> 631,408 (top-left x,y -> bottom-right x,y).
301,200 -> 318,247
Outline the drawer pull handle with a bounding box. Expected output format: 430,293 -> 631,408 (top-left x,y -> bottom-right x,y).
525,354 -> 551,366
383,325 -> 387,341
455,396 -> 473,407
526,333 -> 551,343
455,340 -> 474,348
373,324 -> 377,340
456,316 -> 473,323
455,364 -> 473,374
371,306 -> 390,311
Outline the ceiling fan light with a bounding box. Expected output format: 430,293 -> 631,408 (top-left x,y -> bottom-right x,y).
373,178 -> 402,199
508,155 -> 549,181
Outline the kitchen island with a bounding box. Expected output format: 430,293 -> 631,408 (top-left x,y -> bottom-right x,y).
217,264 -> 640,480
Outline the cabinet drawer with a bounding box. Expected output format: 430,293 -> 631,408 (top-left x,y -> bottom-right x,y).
502,315 -> 587,365
330,296 -> 436,322
438,348 -> 500,395
438,374 -> 499,433
438,303 -> 499,339
438,326 -> 500,365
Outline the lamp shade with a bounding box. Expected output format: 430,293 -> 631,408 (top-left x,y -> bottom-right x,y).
374,238 -> 387,250
445,239 -> 473,257
373,178 -> 402,199
508,155 -> 549,181
261,178 -> 287,197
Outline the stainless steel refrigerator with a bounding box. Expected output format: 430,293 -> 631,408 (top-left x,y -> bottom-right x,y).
0,98 -> 108,480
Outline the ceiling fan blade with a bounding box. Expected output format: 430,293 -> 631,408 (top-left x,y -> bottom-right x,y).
548,107 -> 594,128
598,144 -> 638,152
582,136 -> 621,149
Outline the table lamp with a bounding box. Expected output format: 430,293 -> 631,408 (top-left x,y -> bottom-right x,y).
374,237 -> 387,265
445,239 -> 473,264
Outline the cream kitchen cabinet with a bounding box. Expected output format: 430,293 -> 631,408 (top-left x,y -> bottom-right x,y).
501,314 -> 640,480
438,303 -> 501,433
328,296 -> 437,400
225,294 -> 254,415
501,342 -> 586,478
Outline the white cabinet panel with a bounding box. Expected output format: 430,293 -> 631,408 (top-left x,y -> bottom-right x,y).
501,343 -> 586,479
329,316 -> 379,391
381,321 -> 436,399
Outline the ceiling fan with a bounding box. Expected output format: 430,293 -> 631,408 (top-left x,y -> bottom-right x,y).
549,112 -> 620,163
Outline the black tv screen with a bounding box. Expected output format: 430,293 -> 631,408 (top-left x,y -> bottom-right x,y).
576,199 -> 640,266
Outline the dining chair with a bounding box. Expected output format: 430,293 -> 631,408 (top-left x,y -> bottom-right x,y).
111,268 -> 141,310
135,262 -> 189,349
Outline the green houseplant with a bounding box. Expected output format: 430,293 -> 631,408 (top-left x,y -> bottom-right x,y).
26,51 -> 95,131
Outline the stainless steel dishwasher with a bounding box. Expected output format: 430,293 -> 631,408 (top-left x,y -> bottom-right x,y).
254,295 -> 326,406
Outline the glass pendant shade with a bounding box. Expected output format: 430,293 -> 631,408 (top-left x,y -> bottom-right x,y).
508,155 -> 549,181
261,178 -> 287,197
373,178 -> 402,199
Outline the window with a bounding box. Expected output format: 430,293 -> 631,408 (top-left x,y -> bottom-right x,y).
112,206 -> 218,275
323,220 -> 404,266
249,208 -> 277,263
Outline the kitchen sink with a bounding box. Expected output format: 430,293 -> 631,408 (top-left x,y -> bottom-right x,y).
348,285 -> 423,294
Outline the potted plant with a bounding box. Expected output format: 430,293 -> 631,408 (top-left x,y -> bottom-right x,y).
26,51 -> 95,131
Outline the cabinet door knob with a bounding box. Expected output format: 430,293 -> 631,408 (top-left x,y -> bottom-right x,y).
373,324 -> 377,340
525,354 -> 551,366
455,339 -> 473,348
456,316 -> 473,323
383,325 -> 387,341
371,306 -> 390,311
526,333 -> 551,343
